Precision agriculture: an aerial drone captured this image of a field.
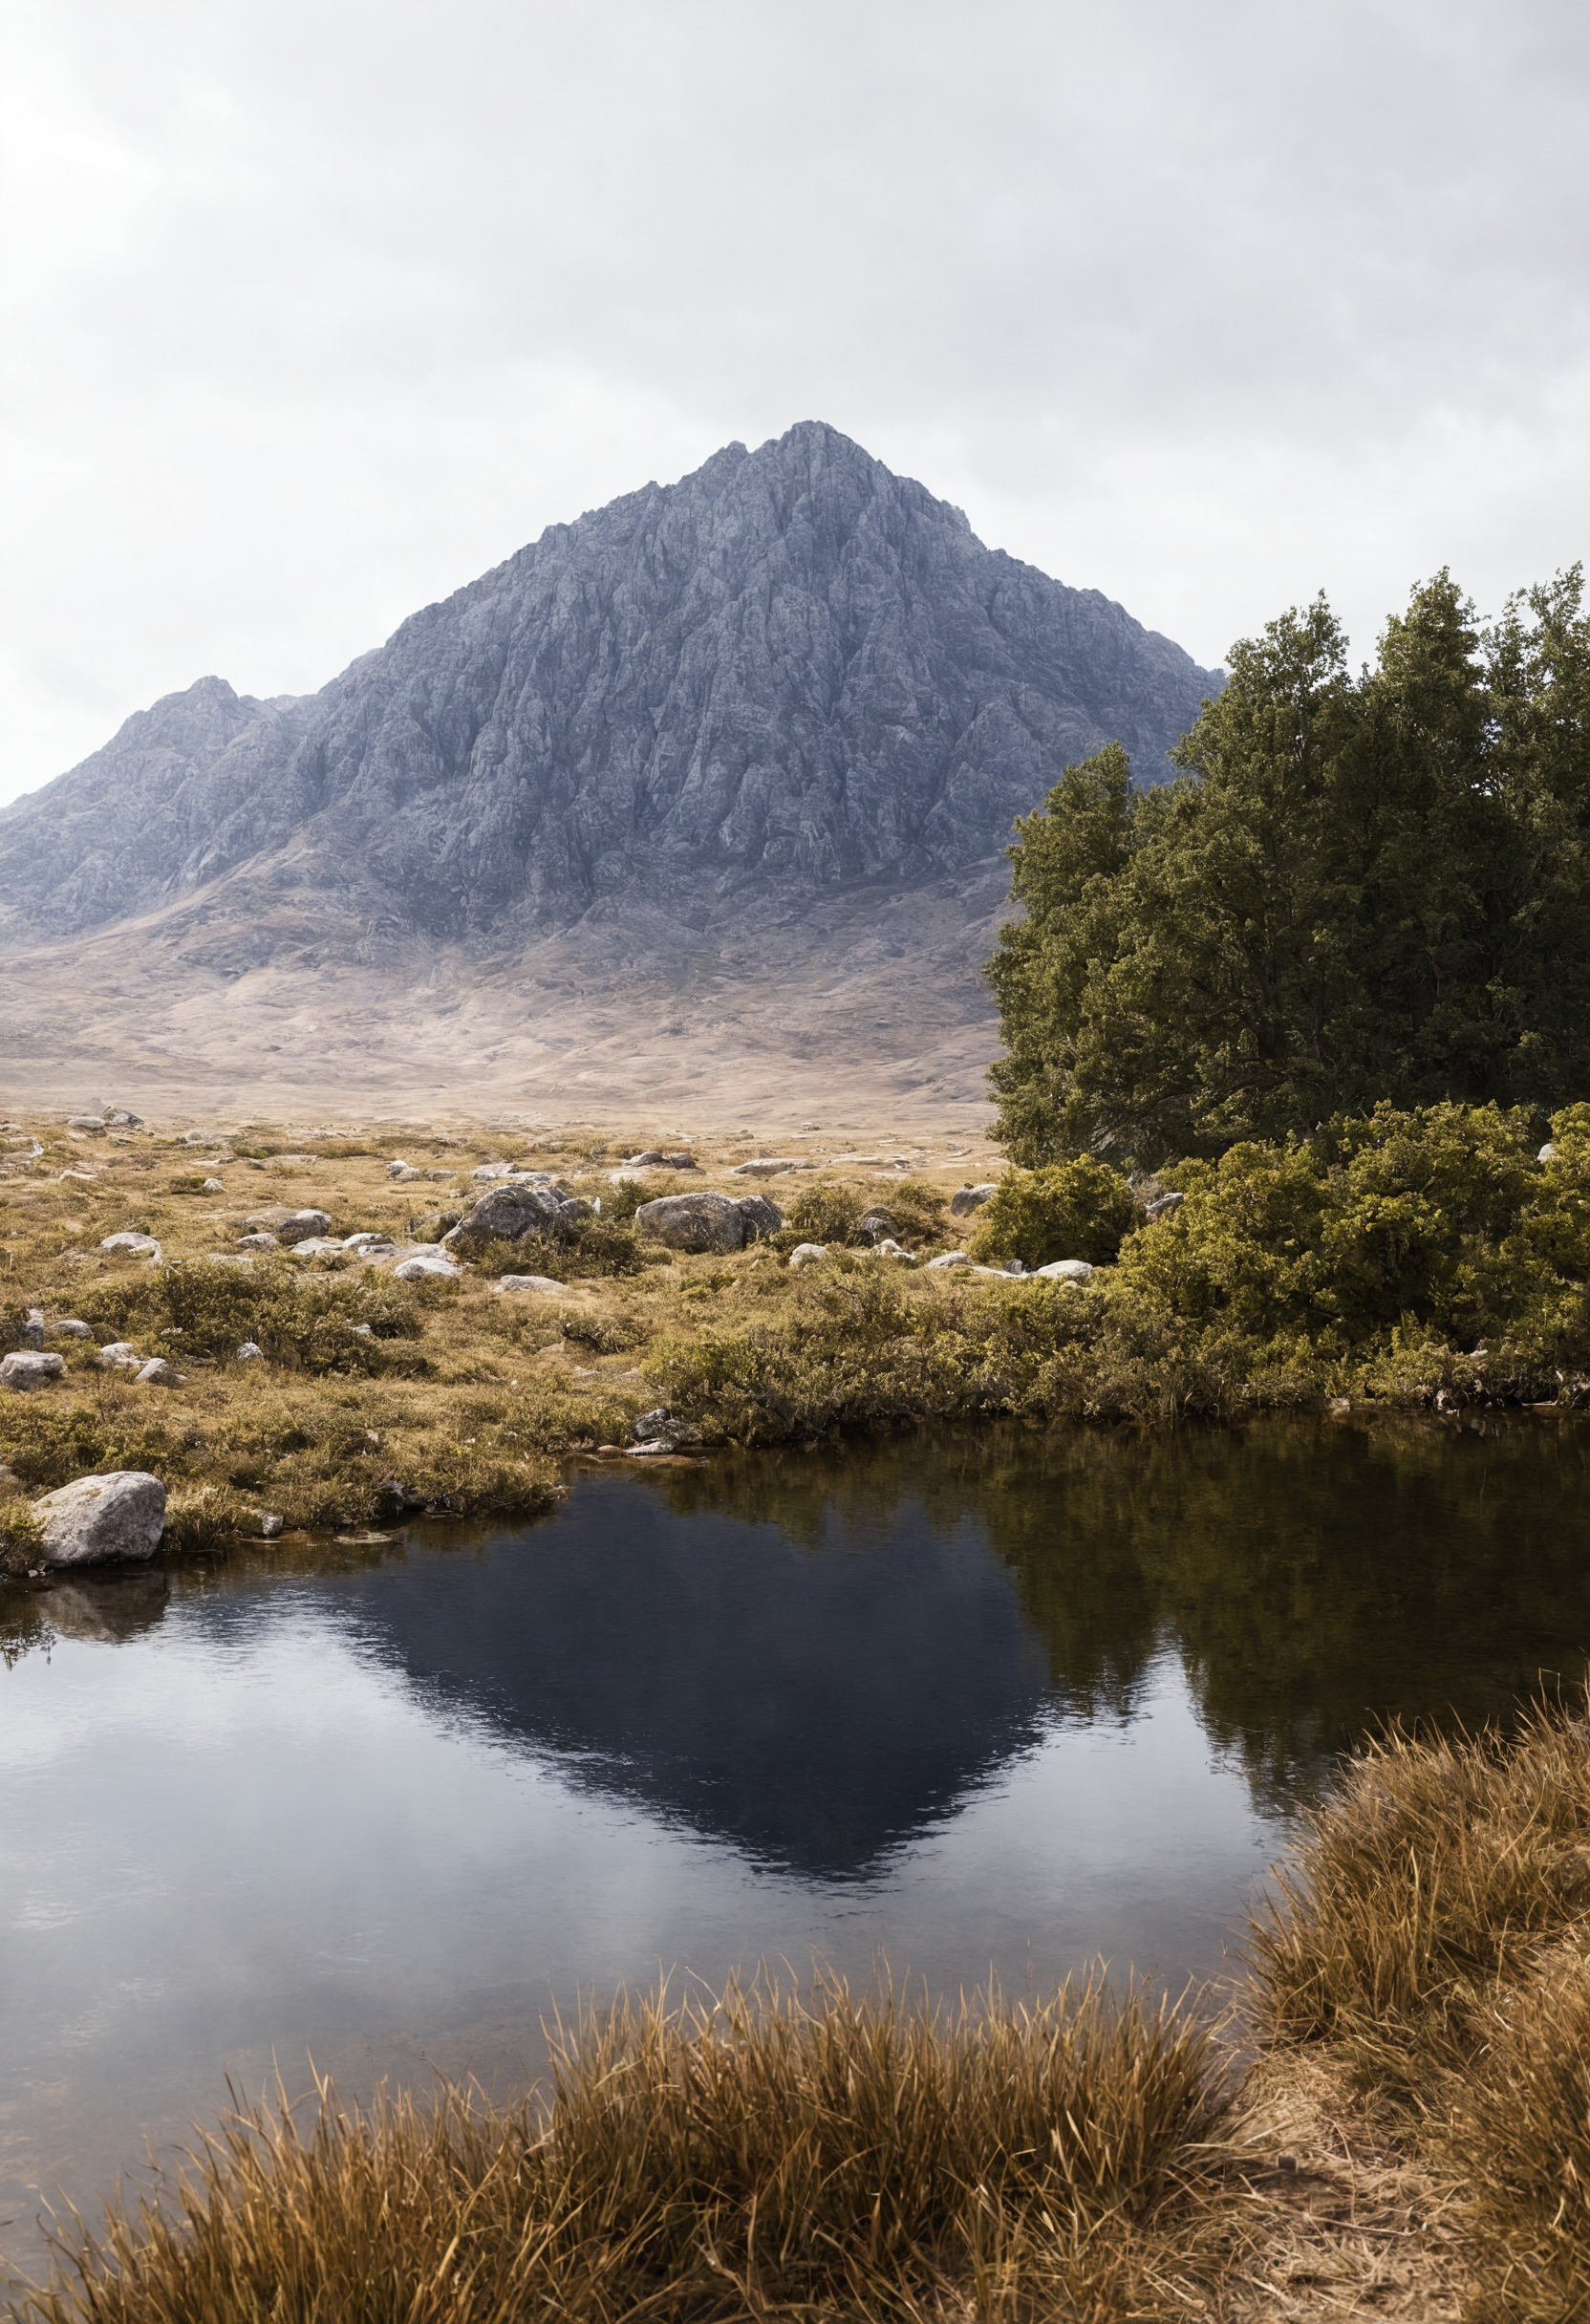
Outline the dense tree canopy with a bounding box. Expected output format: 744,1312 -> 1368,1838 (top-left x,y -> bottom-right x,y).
988,570 -> 1590,1167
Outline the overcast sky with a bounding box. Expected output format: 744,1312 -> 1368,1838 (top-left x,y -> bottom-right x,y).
2,0 -> 1586,803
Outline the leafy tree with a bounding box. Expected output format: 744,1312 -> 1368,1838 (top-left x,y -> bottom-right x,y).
989,570 -> 1590,1167
966,1158 -> 1137,1268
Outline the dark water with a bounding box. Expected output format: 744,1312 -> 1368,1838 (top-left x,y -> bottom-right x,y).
3,1416 -> 1589,2273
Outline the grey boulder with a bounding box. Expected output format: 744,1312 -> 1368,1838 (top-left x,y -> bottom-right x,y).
949,1184 -> 998,1217
32,1471 -> 167,1565
100,1231 -> 162,1260
735,1193 -> 784,1242
393,1248 -> 462,1280
443,1181 -> 589,1251
635,1192 -> 745,1254
1033,1259 -> 1096,1283
0,1350 -> 66,1388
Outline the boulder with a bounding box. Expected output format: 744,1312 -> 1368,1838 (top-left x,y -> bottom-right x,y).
872,1238 -> 917,1262
285,1237 -> 346,1258
925,1251 -> 970,1269
623,1150 -> 665,1167
237,1341 -> 264,1361
471,1162 -> 517,1180
856,1209 -> 900,1244
635,1191 -> 745,1254
236,1231 -> 279,1251
67,1113 -> 107,1131
105,1109 -> 142,1128
100,1231 -> 162,1260
341,1232 -> 397,1256
1143,1191 -> 1184,1222
1539,1142 -> 1558,1164
495,1274 -> 567,1295
735,1193 -> 785,1242
31,1471 -> 166,1565
949,1184 -> 998,1217
443,1181 -> 588,1252
393,1249 -> 462,1280
0,1351 -> 66,1388
97,1341 -> 141,1368
387,1160 -> 421,1180
1033,1259 -> 1095,1283
787,1242 -> 828,1270
52,1319 -> 93,1339
733,1158 -> 812,1177
22,1307 -> 45,1348
201,1177 -> 226,1194
136,1358 -> 185,1386
660,1151 -> 698,1171
277,1209 -> 333,1245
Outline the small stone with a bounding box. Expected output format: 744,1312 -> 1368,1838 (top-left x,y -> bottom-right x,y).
31,1471 -> 166,1565
660,1151 -> 698,1170
105,1109 -> 142,1128
100,1231 -> 162,1260
393,1249 -> 462,1280
386,1160 -> 421,1180
470,1162 -> 517,1180
285,1237 -> 347,1258
237,1232 -> 280,1251
276,1209 -> 333,1245
925,1251 -> 970,1269
732,1157 -> 812,1177
52,1319 -> 93,1338
949,1184 -> 997,1217
495,1274 -> 567,1295
623,1150 -> 665,1168
787,1242 -> 828,1269
97,1341 -> 140,1366
136,1358 -> 184,1386
258,1513 -> 284,1539
201,1177 -> 226,1194
67,1114 -> 108,1131
350,1323 -> 374,1338
341,1232 -> 396,1254
236,1341 -> 264,1361
0,1350 -> 66,1388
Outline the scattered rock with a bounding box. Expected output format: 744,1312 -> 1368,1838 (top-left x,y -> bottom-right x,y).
52,1319 -> 93,1338
1539,1142 -> 1558,1163
623,1150 -> 665,1167
22,1308 -> 45,1349
258,1512 -> 284,1539
495,1274 -> 567,1295
1032,1259 -> 1096,1283
136,1358 -> 184,1386
341,1232 -> 397,1256
276,1209 -> 333,1245
387,1160 -> 422,1180
661,1152 -> 698,1171
0,1350 -> 66,1388
856,1209 -> 900,1244
925,1251 -> 970,1269
1143,1191 -> 1184,1222
634,1191 -> 746,1253
872,1238 -> 917,1262
237,1341 -> 264,1361
201,1177 -> 226,1194
104,1109 -> 142,1128
732,1157 -> 814,1177
100,1231 -> 162,1260
787,1242 -> 828,1269
423,1168 -> 457,1179
443,1181 -> 590,1251
285,1237 -> 347,1259
32,1471 -> 167,1565
67,1114 -> 107,1131
393,1249 -> 462,1280
236,1231 -> 279,1251
58,1169 -> 98,1183
949,1184 -> 998,1216
734,1193 -> 785,1242
97,1341 -> 141,1369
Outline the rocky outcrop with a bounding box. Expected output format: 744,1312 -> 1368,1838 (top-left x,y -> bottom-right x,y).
32,1471 -> 167,1565
0,425 -> 1220,956
443,1181 -> 589,1250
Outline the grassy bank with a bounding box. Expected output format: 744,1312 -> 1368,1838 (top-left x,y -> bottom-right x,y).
2,1099 -> 1588,1560
12,1700 -> 1590,2320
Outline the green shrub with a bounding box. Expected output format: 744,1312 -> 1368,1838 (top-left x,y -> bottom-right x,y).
72,1259 -> 425,1374
560,1311 -> 648,1354
968,1159 -> 1137,1268
781,1180 -> 866,1247
468,1215 -> 647,1281
161,1482 -> 251,1556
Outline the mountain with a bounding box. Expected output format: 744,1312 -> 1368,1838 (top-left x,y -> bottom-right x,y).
0,424 -> 1220,1124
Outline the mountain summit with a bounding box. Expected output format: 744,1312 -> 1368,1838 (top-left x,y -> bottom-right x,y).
0,425 -> 1219,1122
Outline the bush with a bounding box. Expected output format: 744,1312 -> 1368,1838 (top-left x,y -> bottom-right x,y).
560,1311 -> 648,1354
161,1482 -> 252,1556
72,1259 -> 426,1375
781,1179 -> 866,1247
968,1159 -> 1138,1268
468,1215 -> 647,1281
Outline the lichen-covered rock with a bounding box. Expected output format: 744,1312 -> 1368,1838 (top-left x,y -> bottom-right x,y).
32,1471 -> 167,1566
0,1350 -> 65,1388
443,1181 -> 589,1250
734,1194 -> 785,1242
635,1192 -> 745,1254
949,1184 -> 998,1217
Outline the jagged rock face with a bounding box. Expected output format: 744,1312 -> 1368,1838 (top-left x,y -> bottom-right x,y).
0,424 -> 1219,948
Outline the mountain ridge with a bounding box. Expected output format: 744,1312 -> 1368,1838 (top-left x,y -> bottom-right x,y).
0,423 -> 1220,1123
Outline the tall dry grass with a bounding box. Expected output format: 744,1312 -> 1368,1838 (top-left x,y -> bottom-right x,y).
14,1975 -> 1234,2324
1247,1694 -> 1590,2318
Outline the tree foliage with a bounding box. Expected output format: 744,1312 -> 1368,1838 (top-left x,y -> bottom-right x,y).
989,570 -> 1590,1166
